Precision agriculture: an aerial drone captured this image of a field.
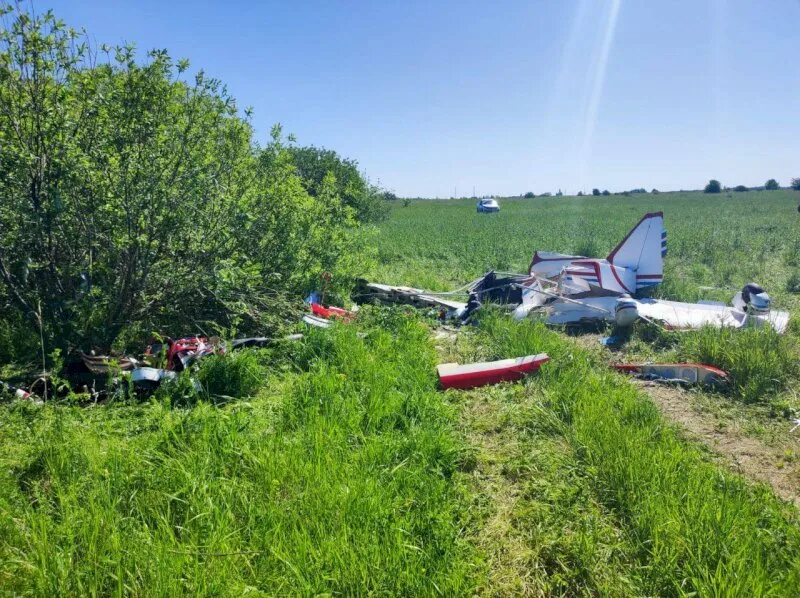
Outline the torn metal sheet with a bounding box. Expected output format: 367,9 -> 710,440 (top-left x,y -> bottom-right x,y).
303,314 -> 332,328
613,363 -> 728,386
354,280 -> 467,312
79,351 -> 138,374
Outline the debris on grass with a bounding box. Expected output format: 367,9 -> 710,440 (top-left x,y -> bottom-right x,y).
437,354 -> 549,390
612,362 -> 728,386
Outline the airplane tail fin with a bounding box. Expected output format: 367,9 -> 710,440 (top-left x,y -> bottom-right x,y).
606,212 -> 666,291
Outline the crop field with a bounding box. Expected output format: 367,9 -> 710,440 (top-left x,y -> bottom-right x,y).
3,190 -> 800,595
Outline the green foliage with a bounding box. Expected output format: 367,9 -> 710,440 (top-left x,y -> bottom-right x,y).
592,188 -> 600,196
197,350 -> 267,401
678,326 -> 799,403
792,177 -> 800,191
0,319 -> 478,594
0,5 -> 373,354
704,179 -> 722,193
286,145 -> 389,223
788,271 -> 800,294
734,184 -> 749,192
765,178 -> 779,190
475,313 -> 800,595
523,191 -> 535,198
602,189 -> 610,196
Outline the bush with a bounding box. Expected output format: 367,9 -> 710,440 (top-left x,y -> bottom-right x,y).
704,179 -> 722,193
791,178 -> 800,191
602,190 -> 611,196
651,188 -> 660,194
0,5 -> 372,351
734,185 -> 748,192
592,188 -> 601,196
523,191 -> 535,198
765,179 -> 779,190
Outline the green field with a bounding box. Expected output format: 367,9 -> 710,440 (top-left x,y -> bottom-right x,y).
372,191 -> 800,310
3,190 -> 800,595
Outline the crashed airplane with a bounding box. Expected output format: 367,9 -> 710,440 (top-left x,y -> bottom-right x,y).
514,212 -> 789,333
357,211 -> 790,334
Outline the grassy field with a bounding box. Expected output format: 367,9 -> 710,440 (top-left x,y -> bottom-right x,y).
3,189 -> 800,595
371,191 -> 800,311
373,190 -> 800,406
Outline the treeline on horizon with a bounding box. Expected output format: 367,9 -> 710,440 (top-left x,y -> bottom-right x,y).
397,178 -> 800,201
0,5 -> 389,364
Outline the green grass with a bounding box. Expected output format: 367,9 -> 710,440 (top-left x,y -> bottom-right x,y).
4,190 -> 800,594
0,312 -> 478,595
374,191 -> 800,405
373,191 -> 800,311
473,312 -> 800,595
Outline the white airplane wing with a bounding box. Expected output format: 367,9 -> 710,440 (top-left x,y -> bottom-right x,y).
636,298 -> 789,333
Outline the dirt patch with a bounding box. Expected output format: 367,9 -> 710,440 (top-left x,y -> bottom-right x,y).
638,381 -> 800,506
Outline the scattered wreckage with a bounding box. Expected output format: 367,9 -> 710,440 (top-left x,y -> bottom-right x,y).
1,302 -> 345,403
1,213 -> 785,403
356,212 -> 790,334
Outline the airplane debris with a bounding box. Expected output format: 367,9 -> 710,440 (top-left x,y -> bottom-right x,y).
353,279 -> 467,315
437,354 -> 549,390
612,363 -> 728,386
310,302 -> 355,320
79,352 -> 139,374
303,314 -> 332,328
131,366 -> 178,391
1,380 -> 34,401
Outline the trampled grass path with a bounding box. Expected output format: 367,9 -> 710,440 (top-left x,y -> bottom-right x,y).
639,381 -> 800,506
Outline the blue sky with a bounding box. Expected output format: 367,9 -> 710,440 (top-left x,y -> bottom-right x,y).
52,0 -> 800,197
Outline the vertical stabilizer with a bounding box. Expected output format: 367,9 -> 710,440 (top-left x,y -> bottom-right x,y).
606,212 -> 665,291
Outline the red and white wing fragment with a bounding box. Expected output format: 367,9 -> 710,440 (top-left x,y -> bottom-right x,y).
437,353 -> 549,390
612,363 -> 728,386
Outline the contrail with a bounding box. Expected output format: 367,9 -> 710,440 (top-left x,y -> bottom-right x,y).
578,0 -> 622,191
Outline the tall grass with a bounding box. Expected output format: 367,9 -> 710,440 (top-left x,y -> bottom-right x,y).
0,315 -> 478,595
677,326 -> 799,403
476,312 -> 800,595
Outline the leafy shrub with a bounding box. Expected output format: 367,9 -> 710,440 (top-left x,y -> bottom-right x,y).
791,178 -> 800,191
523,191 -> 535,198
734,185 -> 748,192
765,179 -> 779,190
592,188 -> 601,196
0,5 -> 373,351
